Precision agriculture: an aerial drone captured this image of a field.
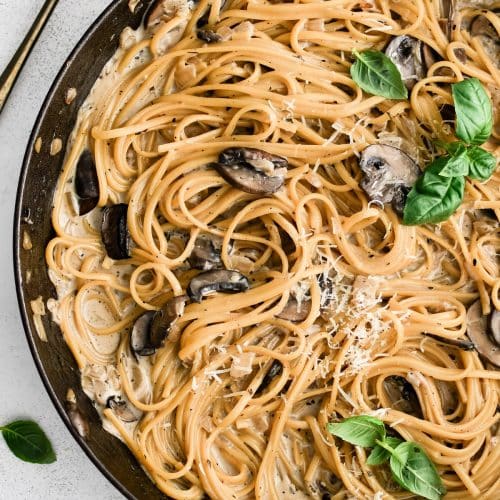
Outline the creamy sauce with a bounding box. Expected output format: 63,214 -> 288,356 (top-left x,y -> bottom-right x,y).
48,9 -> 192,442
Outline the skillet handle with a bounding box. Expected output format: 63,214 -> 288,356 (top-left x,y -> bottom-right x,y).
0,0 -> 59,116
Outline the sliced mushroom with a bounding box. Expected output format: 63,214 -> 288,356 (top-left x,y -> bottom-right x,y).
213,162 -> 285,195
490,310 -> 500,344
359,144 -> 420,214
256,360 -> 283,394
101,204 -> 130,260
215,147 -> 288,194
145,0 -> 180,29
188,234 -> 223,270
150,295 -> 188,347
276,297 -> 311,322
131,311 -> 156,356
385,36 -> 426,90
424,332 -> 475,351
467,301 -> 500,368
383,376 -> 423,418
470,15 -> 500,68
107,396 -> 140,423
75,149 -> 99,215
187,269 -> 249,302
219,148 -> 288,171
435,381 -> 458,415
197,29 -> 222,43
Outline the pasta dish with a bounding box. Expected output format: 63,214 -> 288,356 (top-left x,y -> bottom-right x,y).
45,0 -> 499,498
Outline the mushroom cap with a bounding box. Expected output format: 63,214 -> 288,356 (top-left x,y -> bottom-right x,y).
187,269 -> 250,302
385,35 -> 425,90
490,309 -> 500,345
101,204 -> 130,260
130,311 -> 156,356
470,15 -> 500,67
197,29 -> 222,43
467,301 -> 500,368
276,297 -> 311,322
107,396 -> 140,423
188,234 -> 223,271
75,150 -> 99,215
256,360 -> 283,394
383,376 -> 423,418
213,162 -> 285,195
359,144 -> 420,214
150,295 -> 188,347
219,148 -> 288,170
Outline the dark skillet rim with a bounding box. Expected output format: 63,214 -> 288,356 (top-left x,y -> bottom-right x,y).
13,1 -> 137,498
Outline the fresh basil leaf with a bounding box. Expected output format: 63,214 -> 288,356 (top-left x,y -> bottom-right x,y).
465,146 -> 497,181
390,442 -> 446,500
327,415 -> 386,447
437,147 -> 469,177
0,420 -> 56,464
435,141 -> 463,156
403,158 -> 465,225
366,437 -> 403,465
452,78 -> 493,145
351,50 -> 408,100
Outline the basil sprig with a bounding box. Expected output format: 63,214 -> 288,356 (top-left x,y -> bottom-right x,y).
403,78 -> 497,225
328,416 -> 446,500
350,50 -> 408,100
1,420 -> 56,464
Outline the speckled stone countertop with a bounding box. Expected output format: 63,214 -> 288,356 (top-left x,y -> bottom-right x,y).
0,1 -> 124,498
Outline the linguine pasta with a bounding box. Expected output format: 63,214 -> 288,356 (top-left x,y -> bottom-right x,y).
46,0 -> 499,498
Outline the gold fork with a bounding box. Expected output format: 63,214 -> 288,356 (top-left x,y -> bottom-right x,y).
0,0 -> 59,115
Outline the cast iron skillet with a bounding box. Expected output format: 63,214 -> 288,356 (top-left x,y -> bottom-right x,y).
13,1 -> 167,498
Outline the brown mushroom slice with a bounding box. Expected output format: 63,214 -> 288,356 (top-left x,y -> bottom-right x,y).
383,376 -> 423,418
219,147 -> 288,171
424,332 -> 475,351
213,162 -> 285,195
197,29 -> 222,43
188,234 -> 223,270
470,15 -> 500,67
435,381 -> 458,415
75,149 -> 99,215
385,36 -> 426,90
276,297 -> 311,322
490,310 -> 500,345
130,311 -> 156,356
107,396 -> 140,423
101,204 -> 130,260
256,360 -> 283,394
467,301 -> 500,368
359,144 -> 420,214
187,269 -> 250,303
150,295 -> 188,347
145,0 -> 181,29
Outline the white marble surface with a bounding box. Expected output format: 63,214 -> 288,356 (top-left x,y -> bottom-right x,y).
0,1 -> 125,498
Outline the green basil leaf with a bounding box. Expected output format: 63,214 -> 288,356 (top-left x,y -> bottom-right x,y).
452,78 -> 493,145
366,437 -> 403,465
327,415 -> 386,447
465,146 -> 497,181
0,420 -> 56,464
403,158 -> 465,225
435,141 -> 463,156
390,442 -> 446,500
351,50 -> 408,100
437,147 -> 469,177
